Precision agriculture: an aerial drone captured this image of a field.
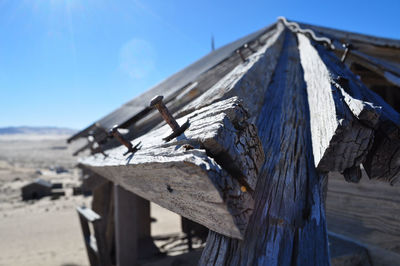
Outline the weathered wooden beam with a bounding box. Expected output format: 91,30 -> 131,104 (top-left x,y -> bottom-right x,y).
326,172 -> 400,252
91,180 -> 114,261
80,97 -> 264,239
96,26 -> 281,153
200,30 -> 330,265
297,22 -> 400,49
297,33 -> 381,177
314,40 -> 400,184
181,22 -> 286,121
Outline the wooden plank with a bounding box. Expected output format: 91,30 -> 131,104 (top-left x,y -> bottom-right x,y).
80,97 -> 264,239
297,33 -> 380,174
346,49 -> 400,87
77,207 -> 100,266
314,41 -> 400,184
93,27 -> 281,153
114,185 -> 138,266
68,24 -> 277,143
91,180 -> 114,262
77,206 -> 101,223
328,232 -> 371,266
200,30 -> 330,265
297,22 -> 400,49
181,22 -> 286,120
121,27 -> 280,144
326,171 -> 400,253
77,206 -> 112,266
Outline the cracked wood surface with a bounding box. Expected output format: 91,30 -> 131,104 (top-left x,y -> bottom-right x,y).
80,97 -> 264,239
314,41 -> 400,184
77,20 -> 400,265
297,33 -> 381,177
181,22 -> 286,122
200,27 -> 400,265
200,30 -> 330,266
89,25 -> 280,154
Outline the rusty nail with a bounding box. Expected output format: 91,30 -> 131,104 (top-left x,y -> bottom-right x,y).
87,136 -> 107,157
236,49 -> 246,62
244,43 -> 255,53
150,95 -> 180,132
109,125 -> 134,153
341,43 -> 353,63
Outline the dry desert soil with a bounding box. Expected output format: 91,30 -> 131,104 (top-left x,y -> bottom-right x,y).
0,134 -> 186,266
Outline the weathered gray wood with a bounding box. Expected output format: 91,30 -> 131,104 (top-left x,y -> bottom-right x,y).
326,171 -> 400,253
328,232 -> 371,266
329,231 -> 400,266
97,26 -> 280,152
80,97 -> 264,239
114,185 -> 138,266
113,185 -> 160,266
68,24 -> 277,145
181,22 -> 286,121
350,50 -> 400,85
91,180 -> 114,262
314,41 -> 400,184
297,33 -> 380,174
297,22 -> 400,49
334,43 -> 400,87
77,206 -> 112,266
199,30 -> 330,265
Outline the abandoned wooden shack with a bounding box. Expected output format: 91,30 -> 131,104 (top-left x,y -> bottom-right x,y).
21,178 -> 52,200
21,179 -> 65,201
68,17 -> 400,265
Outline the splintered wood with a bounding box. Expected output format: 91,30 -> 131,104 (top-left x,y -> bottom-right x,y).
297,34 -> 381,180
80,97 -> 264,239
312,37 -> 400,184
199,27 -> 400,264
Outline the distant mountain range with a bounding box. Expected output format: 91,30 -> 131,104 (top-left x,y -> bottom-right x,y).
0,126 -> 77,135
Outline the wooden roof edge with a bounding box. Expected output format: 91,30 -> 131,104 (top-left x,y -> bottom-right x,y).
296,21 -> 400,49
69,19 -> 400,145
68,22 -> 278,143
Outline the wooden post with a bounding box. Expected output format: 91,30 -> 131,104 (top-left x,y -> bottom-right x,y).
114,185 -> 138,266
80,97 -> 265,240
114,185 -> 160,266
200,29 -> 331,265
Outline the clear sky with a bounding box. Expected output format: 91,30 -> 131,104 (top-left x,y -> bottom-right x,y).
1,0 -> 399,129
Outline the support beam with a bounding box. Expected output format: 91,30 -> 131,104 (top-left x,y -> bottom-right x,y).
297,33 -> 381,176
314,40 -> 400,184
182,22 -> 286,121
80,97 -> 265,239
200,29 -> 330,265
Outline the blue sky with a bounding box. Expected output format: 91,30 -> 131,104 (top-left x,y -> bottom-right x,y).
1,0 -> 399,129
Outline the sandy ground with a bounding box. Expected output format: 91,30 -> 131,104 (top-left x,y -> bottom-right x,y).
0,134 -> 184,266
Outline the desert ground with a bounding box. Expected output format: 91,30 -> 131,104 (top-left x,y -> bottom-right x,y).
0,134 -> 186,266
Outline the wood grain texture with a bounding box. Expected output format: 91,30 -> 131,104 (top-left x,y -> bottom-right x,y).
114,185 -> 138,266
80,97 -> 264,239
314,42 -> 400,184
297,34 -> 380,174
199,30 -> 330,265
97,27 -> 280,153
326,172 -> 400,254
181,22 -> 286,122
297,22 -> 400,49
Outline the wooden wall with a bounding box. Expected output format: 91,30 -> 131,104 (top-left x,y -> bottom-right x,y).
326,171 -> 400,254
